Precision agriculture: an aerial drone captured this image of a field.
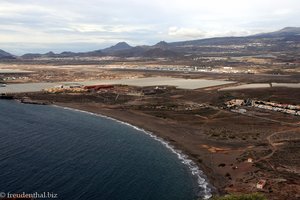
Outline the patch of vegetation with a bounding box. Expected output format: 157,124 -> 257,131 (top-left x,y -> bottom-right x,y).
211,193 -> 266,200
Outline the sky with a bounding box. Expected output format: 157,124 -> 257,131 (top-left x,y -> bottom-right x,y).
0,0 -> 299,55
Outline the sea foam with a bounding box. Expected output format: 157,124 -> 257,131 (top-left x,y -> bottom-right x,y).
54,105 -> 213,199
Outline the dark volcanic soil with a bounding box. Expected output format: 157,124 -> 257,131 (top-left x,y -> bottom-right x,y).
13,87 -> 300,200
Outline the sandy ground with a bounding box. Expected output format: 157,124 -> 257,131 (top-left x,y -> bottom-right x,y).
3,62 -> 299,199
15,86 -> 299,200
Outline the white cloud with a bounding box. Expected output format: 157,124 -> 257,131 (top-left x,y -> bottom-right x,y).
0,0 -> 299,54
273,9 -> 293,16
168,27 -> 206,39
68,23 -> 153,33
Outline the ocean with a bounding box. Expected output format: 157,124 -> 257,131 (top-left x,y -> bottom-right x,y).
0,100 -> 211,200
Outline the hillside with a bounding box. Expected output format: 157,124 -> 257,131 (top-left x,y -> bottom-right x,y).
102,42 -> 132,53
0,49 -> 15,59
20,27 -> 300,59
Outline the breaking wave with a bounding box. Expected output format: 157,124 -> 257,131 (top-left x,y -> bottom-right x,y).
54,105 -> 213,199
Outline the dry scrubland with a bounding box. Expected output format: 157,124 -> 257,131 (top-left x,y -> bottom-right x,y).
1,48 -> 300,200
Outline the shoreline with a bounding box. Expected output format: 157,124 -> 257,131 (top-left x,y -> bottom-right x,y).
53,104 -> 214,199
52,102 -> 222,198
10,86 -> 300,199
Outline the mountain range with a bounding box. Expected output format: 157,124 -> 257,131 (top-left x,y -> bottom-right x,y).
1,27 -> 300,59
0,49 -> 15,59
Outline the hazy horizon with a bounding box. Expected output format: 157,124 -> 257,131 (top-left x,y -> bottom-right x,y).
0,0 -> 299,55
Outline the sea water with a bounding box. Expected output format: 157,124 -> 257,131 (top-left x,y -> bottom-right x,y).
0,100 -> 211,200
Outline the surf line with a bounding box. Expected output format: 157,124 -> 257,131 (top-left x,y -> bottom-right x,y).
53,105 -> 213,199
